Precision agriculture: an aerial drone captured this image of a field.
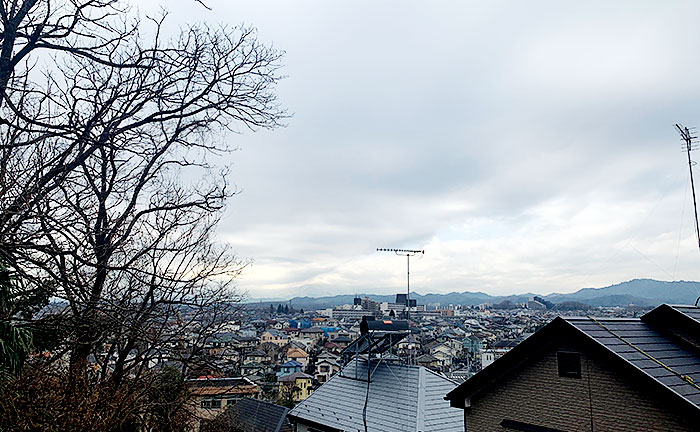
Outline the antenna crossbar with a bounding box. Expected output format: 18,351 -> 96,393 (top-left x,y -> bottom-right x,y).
376,248 -> 425,321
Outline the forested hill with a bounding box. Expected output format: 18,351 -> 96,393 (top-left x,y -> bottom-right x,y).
249,279 -> 700,310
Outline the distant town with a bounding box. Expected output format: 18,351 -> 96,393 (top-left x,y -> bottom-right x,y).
181,289 -> 653,427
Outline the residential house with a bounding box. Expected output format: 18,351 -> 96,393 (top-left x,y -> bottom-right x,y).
241,362 -> 267,377
261,330 -> 289,347
288,358 -> 463,431
187,377 -> 259,422
323,341 -> 342,356
416,353 -> 440,370
276,360 -> 303,378
431,342 -> 456,367
244,349 -> 271,365
314,357 -> 340,383
300,327 -> 325,344
286,347 -> 309,368
462,335 -> 483,354
445,304 -> 700,432
330,335 -> 352,349
278,371 -> 313,402
239,325 -> 257,338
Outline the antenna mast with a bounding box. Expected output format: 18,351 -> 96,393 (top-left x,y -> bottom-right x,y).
377,248 -> 424,320
676,124 -> 700,250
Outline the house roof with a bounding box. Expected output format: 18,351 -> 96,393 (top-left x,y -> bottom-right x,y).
492,339 -> 520,348
288,359 -> 463,432
218,398 -> 292,432
416,353 -> 438,363
278,371 -> 312,383
280,360 -> 303,368
186,377 -> 259,396
287,347 -> 309,358
265,329 -> 288,338
445,305 -> 700,416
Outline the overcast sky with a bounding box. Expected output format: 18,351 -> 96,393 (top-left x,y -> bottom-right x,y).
140,1 -> 700,300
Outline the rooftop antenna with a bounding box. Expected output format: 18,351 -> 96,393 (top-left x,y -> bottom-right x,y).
377,248 -> 424,320
675,124 -> 700,305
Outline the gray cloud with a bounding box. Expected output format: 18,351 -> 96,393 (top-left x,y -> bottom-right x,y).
142,0 -> 700,299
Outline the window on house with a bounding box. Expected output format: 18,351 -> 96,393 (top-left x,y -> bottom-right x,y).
557,351 -> 581,378
201,398 -> 222,409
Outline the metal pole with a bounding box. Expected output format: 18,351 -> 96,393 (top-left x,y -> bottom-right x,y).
376,248 -> 424,321
406,254 -> 410,320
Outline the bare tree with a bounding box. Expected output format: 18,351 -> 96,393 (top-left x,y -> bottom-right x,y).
0,0 -> 286,424
0,1 -> 145,238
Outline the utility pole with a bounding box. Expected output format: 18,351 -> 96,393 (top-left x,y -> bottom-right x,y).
377,248 -> 424,320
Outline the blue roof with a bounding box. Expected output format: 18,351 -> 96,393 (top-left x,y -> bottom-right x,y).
280,360 -> 302,368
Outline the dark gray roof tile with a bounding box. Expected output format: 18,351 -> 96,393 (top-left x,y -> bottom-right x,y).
568,317 -> 700,408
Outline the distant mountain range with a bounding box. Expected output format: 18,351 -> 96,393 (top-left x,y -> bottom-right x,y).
248,279 -> 700,310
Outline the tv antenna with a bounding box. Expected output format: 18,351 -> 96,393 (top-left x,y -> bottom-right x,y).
675,124 -> 700,305
377,248 -> 424,320
676,124 -> 700,250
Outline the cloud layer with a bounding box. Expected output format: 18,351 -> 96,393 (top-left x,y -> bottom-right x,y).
142,1 -> 700,299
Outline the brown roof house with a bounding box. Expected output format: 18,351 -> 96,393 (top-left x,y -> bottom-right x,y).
445,304 -> 700,432
286,347 -> 310,368
187,377 -> 259,425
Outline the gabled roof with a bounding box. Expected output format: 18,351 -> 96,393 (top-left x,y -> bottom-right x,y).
316,358 -> 340,367
445,305 -> 700,417
288,359 -> 463,432
219,398 -> 292,432
416,353 -> 438,363
287,347 -> 309,358
278,371 -> 312,382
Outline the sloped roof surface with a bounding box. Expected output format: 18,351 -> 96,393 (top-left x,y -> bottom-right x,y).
288,359 -> 463,432
668,305 -> 700,322
279,371 -> 312,382
222,397 -> 292,432
287,347 -> 309,357
568,316 -> 700,406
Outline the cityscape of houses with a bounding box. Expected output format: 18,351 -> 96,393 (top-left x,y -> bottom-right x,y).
181,292 -> 671,431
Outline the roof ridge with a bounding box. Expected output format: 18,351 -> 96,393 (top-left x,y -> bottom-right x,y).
416,366 -> 425,431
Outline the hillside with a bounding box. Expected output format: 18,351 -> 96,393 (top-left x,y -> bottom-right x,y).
250,279 -> 700,310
